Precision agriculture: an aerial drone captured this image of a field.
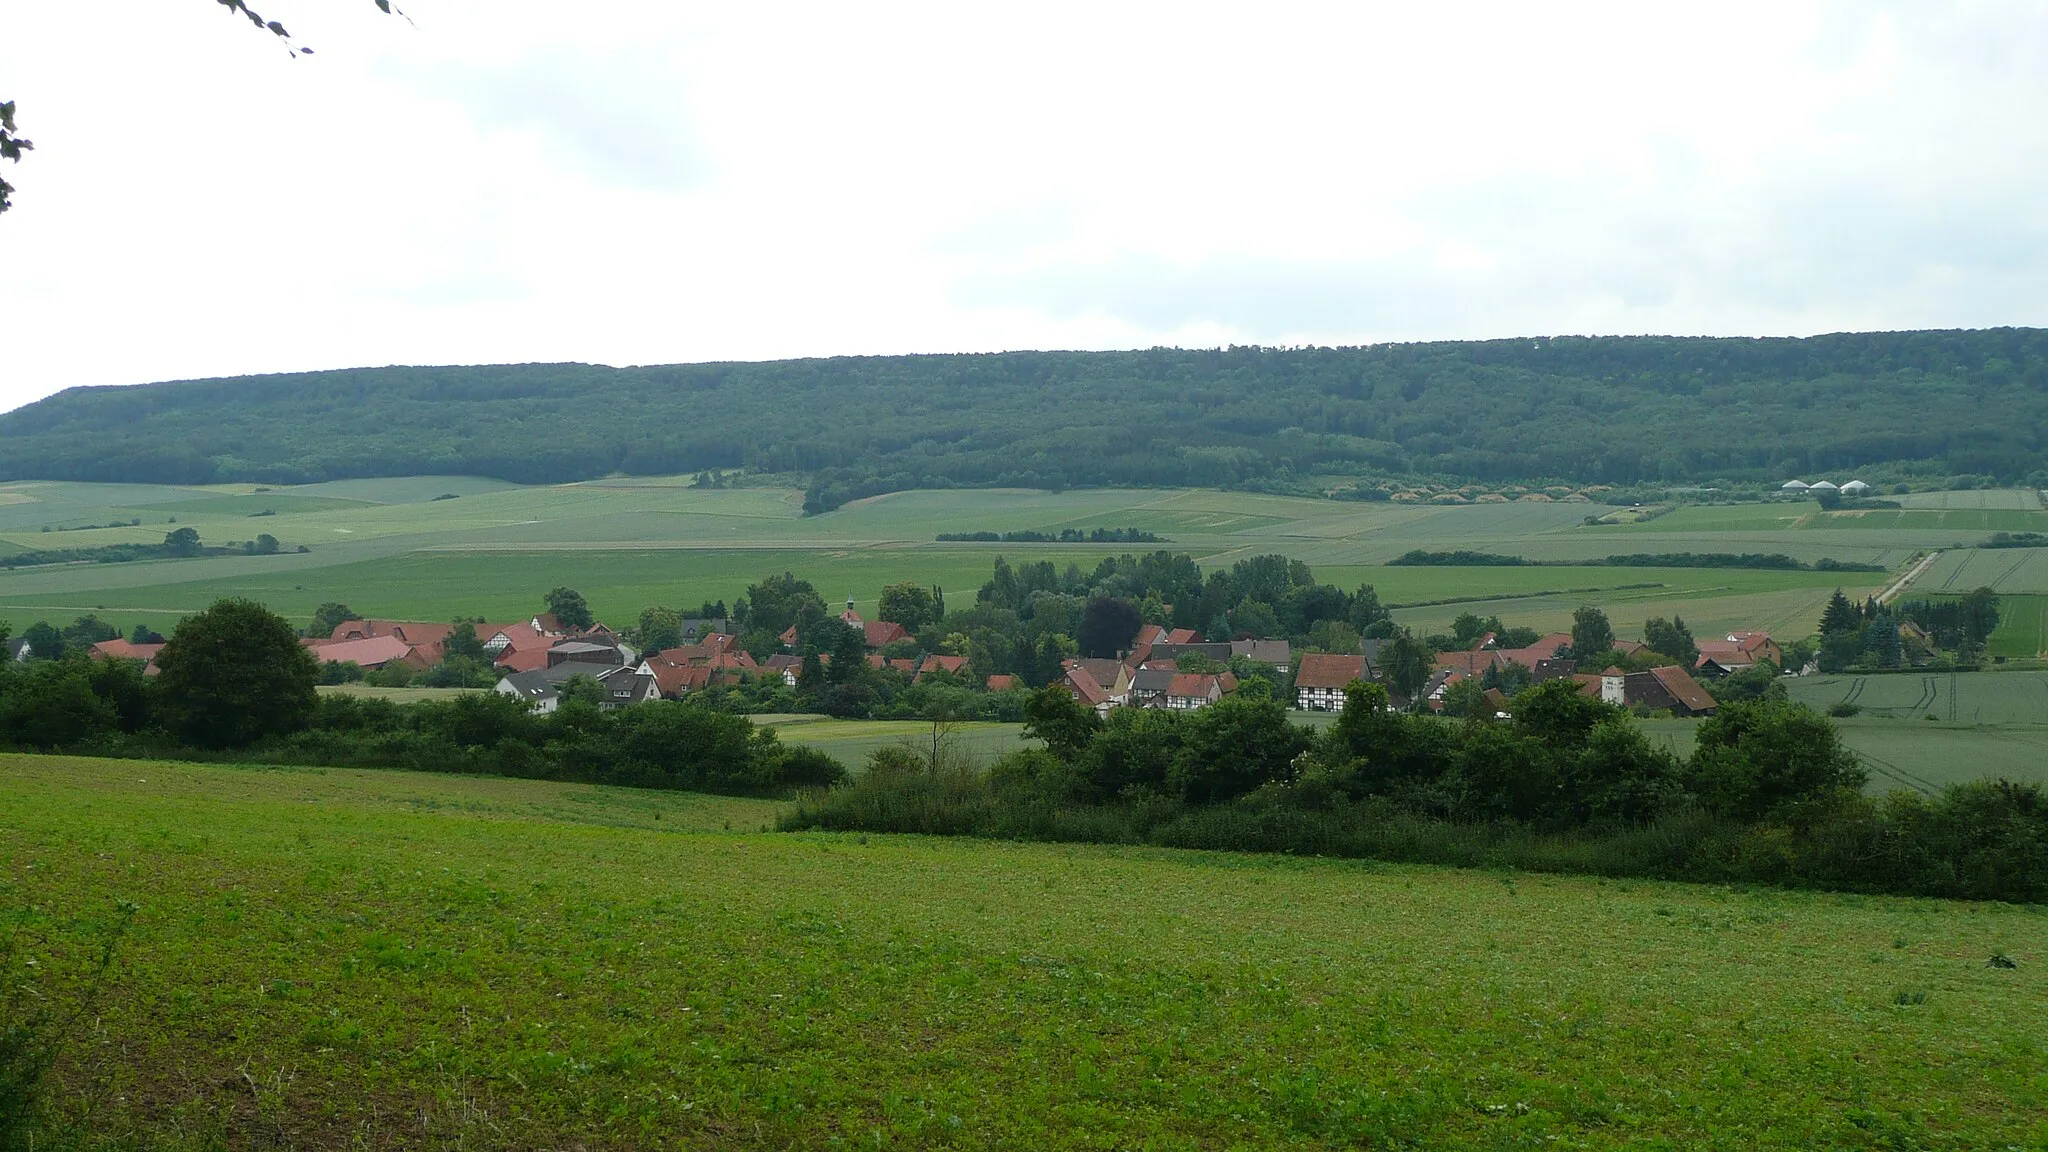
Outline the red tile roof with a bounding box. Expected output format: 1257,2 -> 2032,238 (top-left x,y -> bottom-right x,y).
1295,652 -> 1366,690
331,620 -> 456,648
864,621 -> 911,648
1436,650 -> 1506,676
494,647 -> 552,673
1496,633 -> 1573,668
89,638 -> 165,663
1167,673 -> 1219,700
310,635 -> 415,668
986,674 -> 1019,691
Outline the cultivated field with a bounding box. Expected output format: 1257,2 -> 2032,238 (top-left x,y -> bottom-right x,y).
1917,548 -> 2048,596
1638,713 -> 2048,794
0,480 -> 1923,638
4,754 -> 2044,1149
1786,670 -> 2048,723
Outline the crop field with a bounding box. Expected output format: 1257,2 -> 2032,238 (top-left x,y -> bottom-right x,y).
1985,594 -> 2048,659
5,754 -> 2045,1149
1786,671 -> 2048,723
0,478 -> 1935,638
1897,488 -> 2047,510
1640,713 -> 2048,795
1914,548 -> 2048,596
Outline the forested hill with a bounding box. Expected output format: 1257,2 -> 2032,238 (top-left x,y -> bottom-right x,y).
4,329 -> 2045,504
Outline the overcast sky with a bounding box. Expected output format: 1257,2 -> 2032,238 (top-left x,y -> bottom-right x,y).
1,1 -> 2043,411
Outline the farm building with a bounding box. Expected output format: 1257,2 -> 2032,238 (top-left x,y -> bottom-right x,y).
1779,480 -> 1810,492
1597,665 -> 1718,717
1295,652 -> 1370,710
1809,480 -> 1839,492
1840,479 -> 1871,494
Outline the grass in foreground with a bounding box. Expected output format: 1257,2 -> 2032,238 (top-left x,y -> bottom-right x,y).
3,754 -> 2045,1149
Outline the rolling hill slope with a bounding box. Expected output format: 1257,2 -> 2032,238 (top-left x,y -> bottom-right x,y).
4,330 -> 2045,500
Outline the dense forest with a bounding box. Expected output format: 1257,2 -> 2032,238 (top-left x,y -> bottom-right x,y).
4,330 -> 2046,503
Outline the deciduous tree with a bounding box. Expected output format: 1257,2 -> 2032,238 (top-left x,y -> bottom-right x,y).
153,598 -> 319,749
1570,606 -> 1614,659
545,587 -> 594,632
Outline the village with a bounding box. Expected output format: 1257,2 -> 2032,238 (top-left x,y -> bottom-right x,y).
66,587 -> 1774,723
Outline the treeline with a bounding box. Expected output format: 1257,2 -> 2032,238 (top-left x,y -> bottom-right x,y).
1985,532 -> 2048,549
0,527 -> 291,569
786,681 -> 2048,903
1389,549 -> 1884,573
0,600 -> 841,796
6,331 -> 2048,498
934,527 -> 1165,543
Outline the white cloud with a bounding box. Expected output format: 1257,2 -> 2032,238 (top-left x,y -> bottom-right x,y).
1,0 -> 2044,411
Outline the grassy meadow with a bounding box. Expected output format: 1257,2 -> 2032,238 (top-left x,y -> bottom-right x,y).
756,717 -> 1034,768
5,753 -> 2046,1150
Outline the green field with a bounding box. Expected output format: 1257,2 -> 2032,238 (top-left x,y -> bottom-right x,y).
1907,548 -> 2048,596
0,479 -> 1918,638
1897,488 -> 2047,510
1987,594 -> 2048,659
758,717 -> 1034,768
318,683 -> 483,704
4,754 -> 2044,1149
1786,671 -> 2048,723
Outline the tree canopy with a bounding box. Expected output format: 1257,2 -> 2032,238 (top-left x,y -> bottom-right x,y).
4,332 -> 2048,492
152,598 -> 320,749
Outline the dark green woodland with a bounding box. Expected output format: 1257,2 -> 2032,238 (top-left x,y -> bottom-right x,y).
4,329 -> 2044,508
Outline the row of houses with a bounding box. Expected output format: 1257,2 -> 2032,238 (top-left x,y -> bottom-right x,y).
1289,627 -> 1763,717
1059,624 -> 1292,714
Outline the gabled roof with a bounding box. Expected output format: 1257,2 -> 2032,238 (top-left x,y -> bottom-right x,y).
919,653 -> 968,676
1233,639 -> 1291,665
1436,650 -> 1506,676
1164,628 -> 1201,645
986,674 -> 1019,692
1497,633 -> 1573,669
550,640 -> 621,658
483,622 -> 552,652
864,621 -> 911,648
1069,658 -> 1127,690
1295,652 -> 1366,690
1646,665 -> 1718,713
1133,624 -> 1169,648
1130,668 -> 1177,693
310,635 -> 415,668
494,645 -> 551,672
1064,668 -> 1110,706
647,662 -> 700,697
90,638 -> 165,664
656,644 -> 716,665
331,620 -> 456,648
1167,673 -> 1219,700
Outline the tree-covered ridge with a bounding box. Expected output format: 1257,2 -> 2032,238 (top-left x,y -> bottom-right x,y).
5,329 -> 2047,494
